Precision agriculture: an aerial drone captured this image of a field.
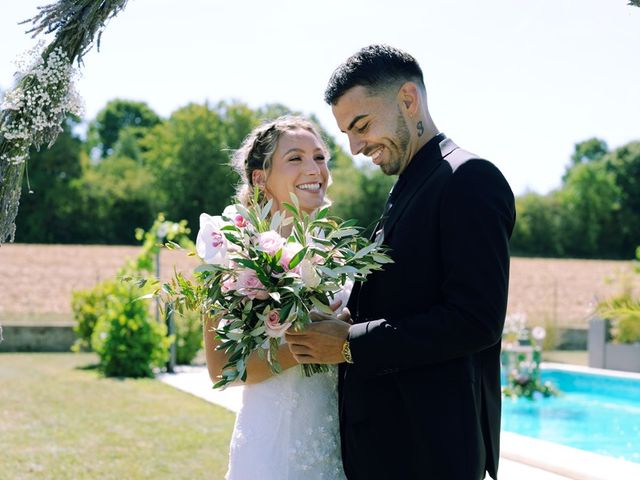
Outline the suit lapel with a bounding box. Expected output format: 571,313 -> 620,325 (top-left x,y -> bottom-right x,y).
382,137 -> 459,240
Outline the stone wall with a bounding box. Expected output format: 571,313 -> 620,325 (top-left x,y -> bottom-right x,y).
0,324 -> 76,352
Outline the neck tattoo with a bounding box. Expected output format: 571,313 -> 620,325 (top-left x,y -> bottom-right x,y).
417,121 -> 424,137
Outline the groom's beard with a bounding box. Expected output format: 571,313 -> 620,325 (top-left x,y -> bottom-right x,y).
380,108 -> 411,176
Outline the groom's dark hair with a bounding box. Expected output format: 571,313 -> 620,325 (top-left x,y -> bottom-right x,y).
324,44 -> 425,105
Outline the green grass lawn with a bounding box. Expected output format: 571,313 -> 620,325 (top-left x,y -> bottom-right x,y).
0,353 -> 235,479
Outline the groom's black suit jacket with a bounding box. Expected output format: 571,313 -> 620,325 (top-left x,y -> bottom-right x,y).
341,133 -> 515,480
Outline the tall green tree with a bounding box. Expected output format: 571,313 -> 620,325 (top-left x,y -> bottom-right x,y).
562,137 -> 608,183
608,141 -> 640,257
88,99 -> 161,158
510,191 -> 566,257
558,160 -> 621,257
141,101 -> 257,231
68,154 -> 157,244
14,117 -> 83,243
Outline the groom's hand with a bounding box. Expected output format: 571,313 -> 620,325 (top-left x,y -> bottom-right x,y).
285,319 -> 350,364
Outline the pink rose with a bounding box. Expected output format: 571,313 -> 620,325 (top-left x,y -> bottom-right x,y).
236,269 -> 269,300
279,241 -> 304,271
256,230 -> 285,256
220,274 -> 236,293
264,308 -> 292,338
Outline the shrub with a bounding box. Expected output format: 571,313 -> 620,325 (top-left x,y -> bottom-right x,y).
596,264 -> 640,345
71,280 -> 116,352
173,309 -> 203,365
91,281 -> 171,378
598,294 -> 640,344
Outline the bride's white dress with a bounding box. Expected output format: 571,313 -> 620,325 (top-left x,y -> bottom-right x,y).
225,291 -> 350,480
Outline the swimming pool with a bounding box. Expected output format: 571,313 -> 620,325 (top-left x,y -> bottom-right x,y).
501,364 -> 640,464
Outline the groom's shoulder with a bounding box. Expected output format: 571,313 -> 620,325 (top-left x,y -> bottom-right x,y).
439,138 -> 486,175
439,141 -> 513,197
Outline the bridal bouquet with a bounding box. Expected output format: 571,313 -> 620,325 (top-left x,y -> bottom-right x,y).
158,193 -> 391,388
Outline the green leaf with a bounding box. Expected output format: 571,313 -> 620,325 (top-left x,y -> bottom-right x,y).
134,293 -> 155,302
279,302 -> 293,323
332,266 -> 359,275
288,192 -> 300,210
328,228 -> 359,240
309,295 -> 333,314
351,242 -> 378,260
194,264 -> 220,273
251,324 -> 266,337
315,206 -> 329,220
340,218 -> 360,229
317,265 -> 338,278
372,253 -> 394,264
235,258 -> 259,270
269,291 -> 281,303
165,240 -> 183,250
288,246 -> 308,270
270,210 -> 283,231
261,199 -> 274,221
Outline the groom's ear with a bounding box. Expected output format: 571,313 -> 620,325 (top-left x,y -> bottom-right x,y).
397,81 -> 420,117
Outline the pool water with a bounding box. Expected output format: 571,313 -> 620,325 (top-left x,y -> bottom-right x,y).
501,367 -> 640,464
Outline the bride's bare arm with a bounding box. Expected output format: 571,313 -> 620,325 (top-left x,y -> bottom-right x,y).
203,315 -> 299,385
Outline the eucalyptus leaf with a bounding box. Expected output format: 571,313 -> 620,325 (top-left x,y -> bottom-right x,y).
309,295 -> 333,314
261,199 -> 274,221
288,192 -> 300,210
288,246 -> 308,270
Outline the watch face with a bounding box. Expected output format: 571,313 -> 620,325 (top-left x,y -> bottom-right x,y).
342,340 -> 353,364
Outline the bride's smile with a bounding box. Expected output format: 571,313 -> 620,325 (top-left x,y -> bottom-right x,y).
263,128 -> 330,214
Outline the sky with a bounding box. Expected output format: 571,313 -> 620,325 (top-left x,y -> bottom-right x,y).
1,0 -> 639,196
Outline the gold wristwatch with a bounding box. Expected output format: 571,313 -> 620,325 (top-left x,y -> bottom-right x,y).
342,339 -> 354,364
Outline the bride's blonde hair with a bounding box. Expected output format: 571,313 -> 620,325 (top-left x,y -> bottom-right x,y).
231,115 -> 331,207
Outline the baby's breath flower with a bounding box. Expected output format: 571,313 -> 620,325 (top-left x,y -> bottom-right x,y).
0,44 -> 84,161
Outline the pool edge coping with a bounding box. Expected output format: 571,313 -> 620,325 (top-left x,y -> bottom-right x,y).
500,431 -> 640,480
542,361 -> 640,380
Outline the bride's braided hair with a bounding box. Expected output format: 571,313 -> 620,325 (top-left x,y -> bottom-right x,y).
231,115 -> 329,206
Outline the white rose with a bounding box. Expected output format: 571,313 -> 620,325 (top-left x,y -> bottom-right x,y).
196,213 -> 229,265
298,259 -> 321,289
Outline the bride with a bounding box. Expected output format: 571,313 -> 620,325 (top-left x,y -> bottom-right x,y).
203,116 -> 349,480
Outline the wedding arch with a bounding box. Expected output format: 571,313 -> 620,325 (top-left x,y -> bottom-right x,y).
0,0 -> 129,244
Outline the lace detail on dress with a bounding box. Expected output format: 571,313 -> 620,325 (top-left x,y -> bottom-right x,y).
225,283 -> 351,480
225,365 -> 346,480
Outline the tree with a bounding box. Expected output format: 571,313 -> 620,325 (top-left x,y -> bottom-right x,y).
87,99 -> 161,158
558,160 -> 621,258
562,137 -> 608,183
141,101 -> 257,231
607,142 -> 640,258
510,191 -> 566,257
14,116 -> 84,243
69,154 -> 157,244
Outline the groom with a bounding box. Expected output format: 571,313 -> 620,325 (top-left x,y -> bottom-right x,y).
285,45 -> 515,480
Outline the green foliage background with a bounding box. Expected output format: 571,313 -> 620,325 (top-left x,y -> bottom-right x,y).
15,98 -> 393,246
12,98 -> 640,260
510,138 -> 640,259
